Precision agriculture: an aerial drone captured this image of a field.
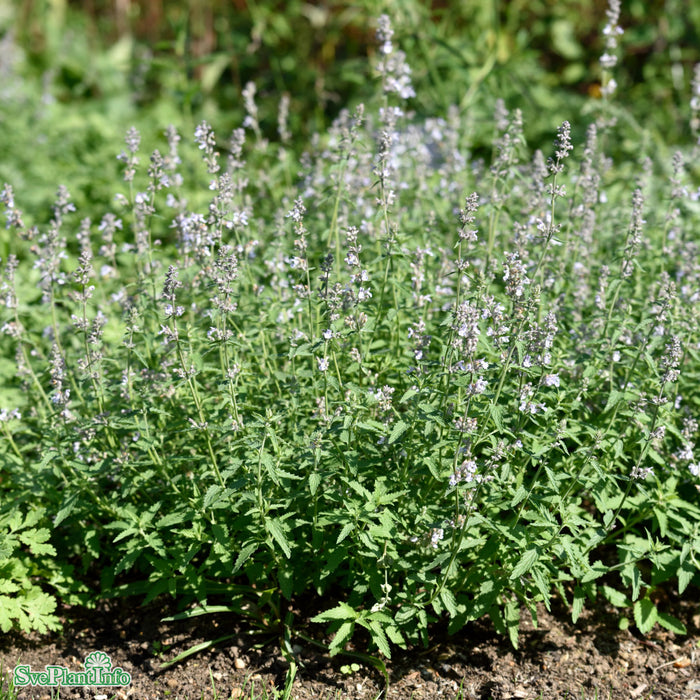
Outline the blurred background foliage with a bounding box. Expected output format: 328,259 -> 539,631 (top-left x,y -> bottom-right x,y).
1,0 -> 699,217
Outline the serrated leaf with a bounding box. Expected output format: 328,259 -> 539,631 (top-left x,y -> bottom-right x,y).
203,485 -> 224,510
114,549 -> 140,576
489,403 -> 504,431
510,485 -> 527,508
601,585 -> 629,608
53,492 -> 79,527
633,598 -> 657,634
329,620 -> 354,653
531,567 -> 550,606
399,388 -> 418,403
289,342 -> 312,359
652,506 -> 668,537
385,625 -> 405,646
157,510 -> 190,529
0,595 -> 20,632
388,420 -> 408,445
656,611 -> 686,634
232,542 -> 258,574
581,560 -> 607,583
504,597 -> 520,649
311,602 -> 358,622
604,389 -> 625,412
336,523 -> 354,544
423,456 -> 441,479
36,449 -> 59,471
18,528 -> 55,557
677,560 -> 694,595
261,450 -> 279,486
266,518 -> 291,558
368,619 -> 391,658
0,580 -> 20,594
510,548 -> 538,580
309,473 -> 322,495
439,588 -> 458,617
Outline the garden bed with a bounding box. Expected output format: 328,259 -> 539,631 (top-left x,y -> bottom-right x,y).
1,594 -> 698,699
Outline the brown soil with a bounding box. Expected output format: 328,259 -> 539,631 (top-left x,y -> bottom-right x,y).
1,593 -> 698,700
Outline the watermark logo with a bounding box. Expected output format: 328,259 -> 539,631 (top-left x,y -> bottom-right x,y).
13,651 -> 131,689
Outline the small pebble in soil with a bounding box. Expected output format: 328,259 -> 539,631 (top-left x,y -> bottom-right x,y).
234,657 -> 246,669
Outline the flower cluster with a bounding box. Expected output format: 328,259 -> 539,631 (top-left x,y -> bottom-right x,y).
600,0 -> 623,96
375,15 -> 415,100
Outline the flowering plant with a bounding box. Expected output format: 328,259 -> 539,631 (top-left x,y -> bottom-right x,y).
1,10 -> 699,660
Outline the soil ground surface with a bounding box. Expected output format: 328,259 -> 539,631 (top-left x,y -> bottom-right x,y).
1,592 -> 698,700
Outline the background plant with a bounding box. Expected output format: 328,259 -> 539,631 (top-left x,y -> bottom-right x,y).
1,1 -> 700,662
3,0 -> 700,218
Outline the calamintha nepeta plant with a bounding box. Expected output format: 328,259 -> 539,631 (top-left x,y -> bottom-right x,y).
1,10 -> 699,660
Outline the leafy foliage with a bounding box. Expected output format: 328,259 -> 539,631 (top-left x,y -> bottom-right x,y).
0,2 -> 699,661
0,508 -> 60,634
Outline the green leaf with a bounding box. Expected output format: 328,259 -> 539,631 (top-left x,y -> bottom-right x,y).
232,542 -> 258,574
633,598 -> 657,634
385,624 -> 405,647
509,485 -> 527,508
53,492 -> 80,527
510,548 -> 538,580
652,506 -> 668,537
329,620 -> 354,654
630,566 -> 642,602
336,523 -> 354,545
677,560 -> 695,595
266,518 -> 291,558
157,510 -> 190,529
489,403 -> 504,431
439,588 -> 458,617
399,388 -> 419,403
311,602 -> 358,623
368,619 -> 391,658
18,528 -> 55,557
388,420 -> 408,445
601,585 -> 630,608
114,549 -> 141,576
504,597 -> 520,649
261,450 -> 279,486
203,485 -> 224,510
160,634 -> 236,670
309,472 -> 322,495
572,586 -> 585,623
530,567 -> 550,606
656,611 -> 686,635
581,560 -> 607,583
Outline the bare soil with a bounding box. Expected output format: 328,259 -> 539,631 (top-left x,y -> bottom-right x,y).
1,592 -> 698,700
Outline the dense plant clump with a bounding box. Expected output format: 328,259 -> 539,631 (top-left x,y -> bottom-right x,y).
1,10 -> 700,660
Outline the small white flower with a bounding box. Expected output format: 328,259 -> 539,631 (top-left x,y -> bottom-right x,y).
543,373 -> 560,388
317,356 -> 329,372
